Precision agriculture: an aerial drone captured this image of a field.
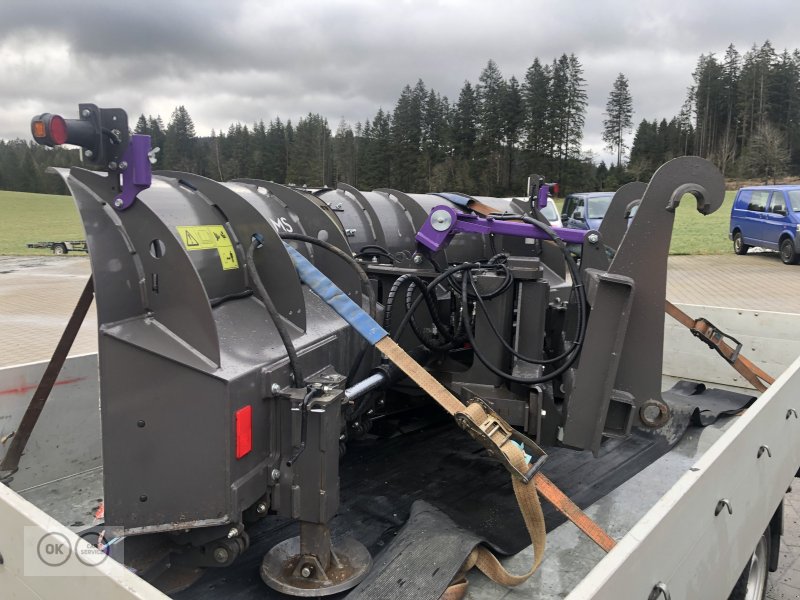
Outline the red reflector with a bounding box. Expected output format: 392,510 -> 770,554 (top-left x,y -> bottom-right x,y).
235,405 -> 252,459
49,115 -> 68,145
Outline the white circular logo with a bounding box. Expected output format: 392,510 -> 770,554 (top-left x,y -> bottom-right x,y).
37,532 -> 72,567
75,530 -> 110,567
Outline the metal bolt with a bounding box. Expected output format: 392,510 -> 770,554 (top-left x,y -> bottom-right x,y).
586,233 -> 599,244
108,161 -> 118,170
137,420 -> 145,428
227,527 -> 238,539
271,383 -> 281,395
119,161 -> 128,170
111,129 -> 121,139
271,469 -> 281,482
412,254 -> 423,265
300,565 -> 313,578
81,109 -> 91,118
256,502 -> 267,514
84,149 -> 94,158
430,209 -> 453,232
113,198 -> 124,208
213,547 -> 230,564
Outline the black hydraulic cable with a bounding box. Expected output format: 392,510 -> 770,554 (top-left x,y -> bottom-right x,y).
278,232 -> 377,319
403,281 -> 458,341
384,273 -> 457,351
386,274 -> 455,340
468,274 -> 580,365
393,262 -> 479,341
455,214 -> 588,382
460,271 -> 582,384
443,253 -> 512,300
277,232 -> 379,387
209,288 -> 254,308
403,282 -> 462,351
286,387 -> 322,466
359,244 -> 393,255
246,238 -> 304,386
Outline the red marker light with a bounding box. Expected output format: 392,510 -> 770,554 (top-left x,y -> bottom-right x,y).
31,113 -> 69,146
49,115 -> 68,145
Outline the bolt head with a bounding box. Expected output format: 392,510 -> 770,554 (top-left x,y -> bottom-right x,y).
119,161 -> 128,170
227,527 -> 238,539
213,547 -> 230,563
300,565 -> 313,578
81,109 -> 91,118
108,161 -> 118,170
84,149 -> 94,158
113,198 -> 124,208
430,209 -> 453,232
587,233 -> 599,244
256,502 -> 267,514
271,468 -> 281,482
412,254 -> 423,265
271,383 -> 281,395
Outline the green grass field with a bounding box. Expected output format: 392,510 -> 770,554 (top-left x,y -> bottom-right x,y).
553,191 -> 736,255
0,190 -> 84,255
0,189 -> 736,256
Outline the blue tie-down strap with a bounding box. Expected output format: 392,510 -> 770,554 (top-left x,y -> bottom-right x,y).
283,243 -> 387,345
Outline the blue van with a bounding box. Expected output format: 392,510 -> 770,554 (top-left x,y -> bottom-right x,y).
730,186 -> 800,265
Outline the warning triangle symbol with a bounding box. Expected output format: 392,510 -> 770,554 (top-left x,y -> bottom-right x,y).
185,231 -> 200,247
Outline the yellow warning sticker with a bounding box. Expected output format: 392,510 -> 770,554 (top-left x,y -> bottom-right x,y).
176,225 -> 239,270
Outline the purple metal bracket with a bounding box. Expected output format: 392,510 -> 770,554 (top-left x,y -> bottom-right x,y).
416,205 -> 588,253
112,134 -> 152,211
537,183 -> 549,210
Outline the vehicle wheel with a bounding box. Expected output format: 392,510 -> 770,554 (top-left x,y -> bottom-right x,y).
53,244 -> 67,255
728,527 -> 770,600
780,238 -> 798,265
733,232 -> 750,255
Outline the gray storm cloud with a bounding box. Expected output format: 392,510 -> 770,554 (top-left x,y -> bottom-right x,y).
1,0 -> 798,163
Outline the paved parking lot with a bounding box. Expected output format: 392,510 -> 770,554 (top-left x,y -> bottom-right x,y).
1,252 -> 799,597
2,252 -> 798,368
0,256 -> 96,367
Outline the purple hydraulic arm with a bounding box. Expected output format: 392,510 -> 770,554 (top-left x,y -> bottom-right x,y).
416,205 -> 588,253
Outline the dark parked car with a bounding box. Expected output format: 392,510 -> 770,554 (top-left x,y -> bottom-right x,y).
729,185 -> 800,265
561,192 -> 614,230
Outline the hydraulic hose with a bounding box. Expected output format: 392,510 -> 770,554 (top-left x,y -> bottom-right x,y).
456,213 -> 588,382
246,237 -> 304,386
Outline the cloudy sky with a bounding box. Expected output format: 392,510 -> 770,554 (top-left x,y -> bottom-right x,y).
1,0 -> 798,164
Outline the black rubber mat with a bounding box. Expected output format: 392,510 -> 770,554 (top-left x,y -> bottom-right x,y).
174,382 -> 755,600
345,501 -> 481,600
